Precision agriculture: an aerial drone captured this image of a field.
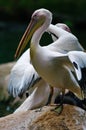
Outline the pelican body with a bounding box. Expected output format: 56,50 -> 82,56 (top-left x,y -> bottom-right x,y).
15,8 -> 86,103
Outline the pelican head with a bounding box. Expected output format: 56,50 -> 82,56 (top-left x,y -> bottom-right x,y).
15,8 -> 52,58
56,23 -> 71,33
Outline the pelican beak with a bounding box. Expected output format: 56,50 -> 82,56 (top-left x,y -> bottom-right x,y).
15,17 -> 45,58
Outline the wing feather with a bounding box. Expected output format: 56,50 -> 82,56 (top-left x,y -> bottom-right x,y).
8,49 -> 39,97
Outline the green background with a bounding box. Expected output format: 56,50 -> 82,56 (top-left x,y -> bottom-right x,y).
0,0 -> 86,64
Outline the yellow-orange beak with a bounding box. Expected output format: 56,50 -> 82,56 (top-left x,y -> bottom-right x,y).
15,16 -> 45,59
15,18 -> 37,58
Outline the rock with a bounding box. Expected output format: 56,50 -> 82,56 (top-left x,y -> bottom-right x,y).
0,105 -> 86,130
0,62 -> 28,117
0,62 -> 15,100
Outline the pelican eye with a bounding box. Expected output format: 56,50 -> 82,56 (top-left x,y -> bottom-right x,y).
32,15 -> 38,21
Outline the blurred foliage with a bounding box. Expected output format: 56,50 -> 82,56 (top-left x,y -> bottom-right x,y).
0,0 -> 86,63
0,0 -> 86,21
0,97 -> 21,117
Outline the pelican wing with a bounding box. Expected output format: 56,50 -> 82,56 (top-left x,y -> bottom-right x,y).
50,50 -> 86,100
68,51 -> 86,98
8,49 -> 39,97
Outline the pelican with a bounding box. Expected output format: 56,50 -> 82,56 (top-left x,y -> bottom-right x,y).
47,23 -> 84,53
8,22 -> 84,108
8,23 -> 84,98
9,21 -> 85,112
14,8 -> 86,112
10,23 -> 78,112
9,23 -> 74,109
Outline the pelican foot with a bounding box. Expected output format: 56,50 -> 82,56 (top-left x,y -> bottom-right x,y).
51,104 -> 63,115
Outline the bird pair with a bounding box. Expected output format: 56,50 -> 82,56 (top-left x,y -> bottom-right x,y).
8,8 -> 86,113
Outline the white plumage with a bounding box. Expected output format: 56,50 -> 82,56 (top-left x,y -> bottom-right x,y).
15,8 -> 86,102
8,23 -> 84,98
8,9 -> 86,112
